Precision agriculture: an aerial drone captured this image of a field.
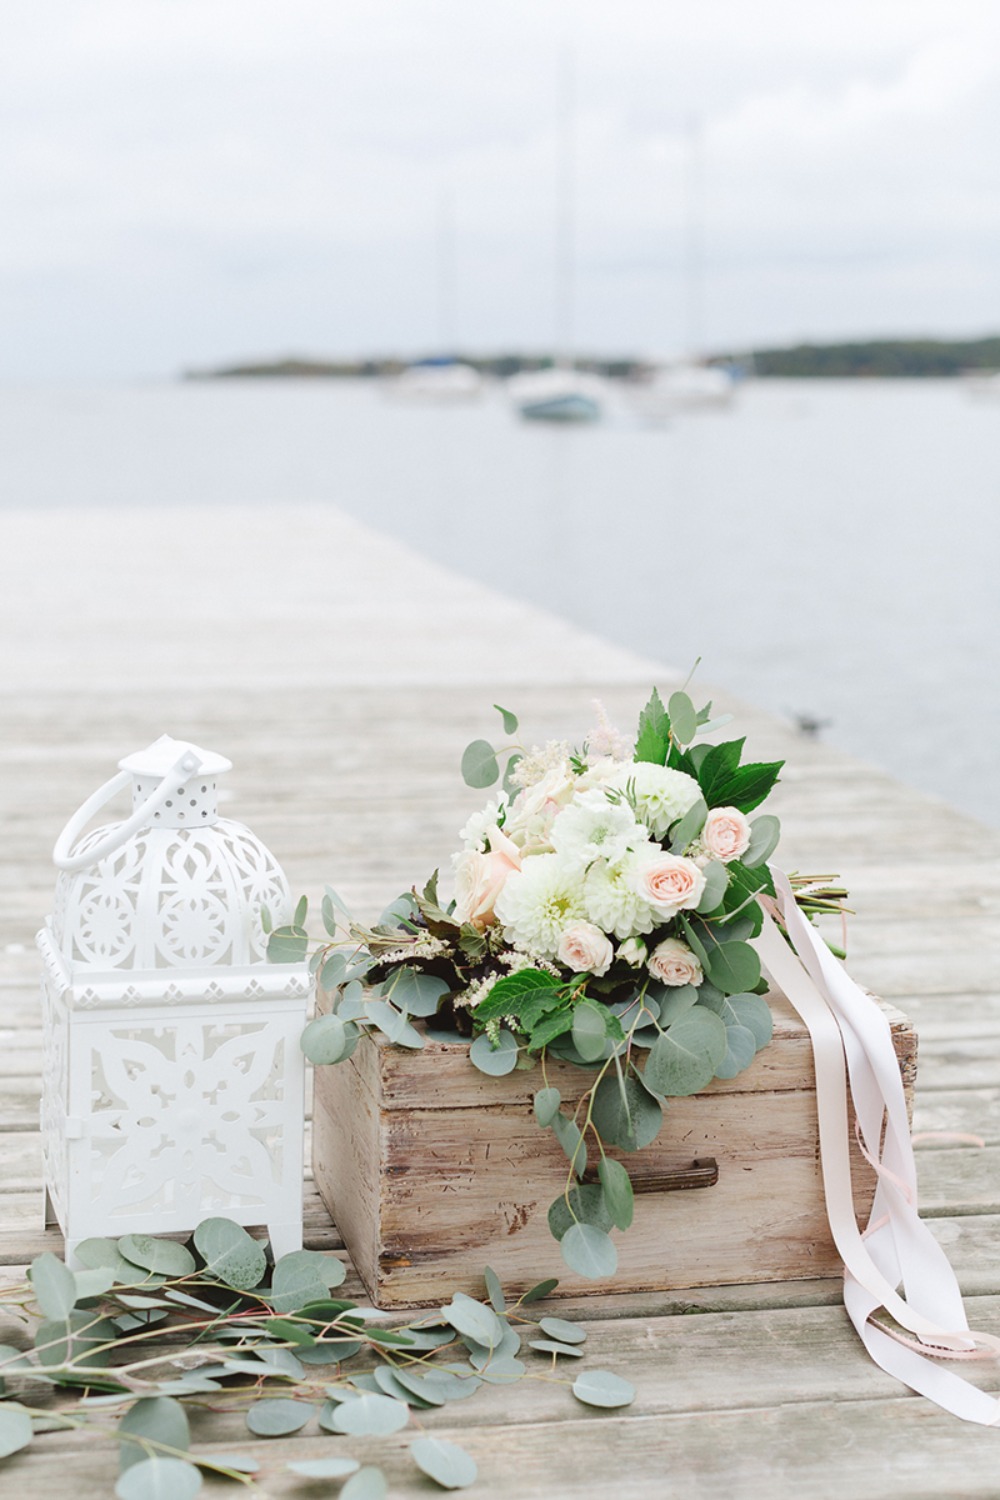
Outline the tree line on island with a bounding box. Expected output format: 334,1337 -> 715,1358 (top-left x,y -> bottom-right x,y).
184,334 -> 1000,382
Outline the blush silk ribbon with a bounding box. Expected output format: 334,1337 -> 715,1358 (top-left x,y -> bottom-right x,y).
754,867 -> 1000,1425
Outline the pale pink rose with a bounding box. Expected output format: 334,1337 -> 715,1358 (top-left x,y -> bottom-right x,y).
618,936 -> 648,968
453,830 -> 521,928
637,852 -> 707,916
701,806 -> 751,864
647,937 -> 703,987
557,920 -> 614,976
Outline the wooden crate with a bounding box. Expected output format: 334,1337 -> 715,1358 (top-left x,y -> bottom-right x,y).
311,989 -> 916,1308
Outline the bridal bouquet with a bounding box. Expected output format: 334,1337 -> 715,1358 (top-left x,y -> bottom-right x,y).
277,688 -> 841,1278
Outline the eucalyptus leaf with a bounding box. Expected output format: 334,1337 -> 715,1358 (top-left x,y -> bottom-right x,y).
474,1357 -> 526,1384
440,1293 -> 503,1349
329,1392 -> 410,1436
372,1366 -> 434,1406
36,1312 -> 116,1368
30,1252 -> 79,1320
590,1070 -> 663,1152
461,739 -> 500,789
382,967 -> 450,1017
668,690 -> 699,746
547,1185 -> 613,1242
494,703 -> 519,735
245,1398 -> 313,1436
118,1397 -> 190,1472
571,1369 -> 637,1408
410,1437 -> 478,1491
73,1267 -> 118,1301
715,1023 -> 758,1079
267,926 -> 309,964
114,1458 -> 202,1500
300,1012 -> 349,1066
341,1467 -> 388,1500
0,1402 -> 33,1459
520,1278 -> 559,1304
198,1454 -> 259,1475
598,1157 -> 635,1231
193,1218 -> 267,1290
269,1250 -> 345,1313
654,984 -> 699,1025
702,938 -> 762,996
287,1458 -> 361,1479
256,1345 -> 307,1379
389,1368 -> 448,1406
743,813 -> 781,868
642,1007 -> 728,1097
483,1266 -> 506,1314
696,861 -> 729,914
528,1338 -> 585,1358
538,1316 -> 587,1344
74,1238 -> 140,1281
118,1236 -> 196,1278
729,992 -> 774,1048
552,1112 -> 587,1177
469,1029 -> 518,1076
560,1223 -> 618,1279
571,1000 -> 608,1063
669,796 -> 708,854
533,1086 -> 561,1127
366,999 -> 425,1049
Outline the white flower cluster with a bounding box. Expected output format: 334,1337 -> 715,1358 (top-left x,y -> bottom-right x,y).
451,750 -> 753,989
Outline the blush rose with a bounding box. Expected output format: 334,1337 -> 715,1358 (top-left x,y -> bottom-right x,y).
452,828 -> 521,928
637,852 -> 707,916
701,806 -> 752,863
647,937 -> 704,987
557,920 -> 614,977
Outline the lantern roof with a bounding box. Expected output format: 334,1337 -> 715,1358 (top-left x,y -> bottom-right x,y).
119,735 -> 232,778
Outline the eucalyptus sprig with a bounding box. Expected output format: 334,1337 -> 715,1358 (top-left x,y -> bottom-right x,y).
0,1219 -> 635,1496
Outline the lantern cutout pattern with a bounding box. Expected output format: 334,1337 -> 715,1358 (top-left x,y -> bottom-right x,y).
37,737 -> 311,1267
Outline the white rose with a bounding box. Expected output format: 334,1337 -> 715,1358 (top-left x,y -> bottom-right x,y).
636,851 -> 707,916
557,921 -> 614,976
618,936 -> 648,968
701,806 -> 752,863
648,937 -> 703,987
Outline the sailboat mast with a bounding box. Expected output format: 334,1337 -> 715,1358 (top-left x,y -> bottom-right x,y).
554,48 -> 576,370
683,114 -> 706,361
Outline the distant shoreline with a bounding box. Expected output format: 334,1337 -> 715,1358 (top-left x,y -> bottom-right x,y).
184,336 -> 1000,383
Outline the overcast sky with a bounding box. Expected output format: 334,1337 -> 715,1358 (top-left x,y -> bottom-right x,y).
4,0 -> 1000,378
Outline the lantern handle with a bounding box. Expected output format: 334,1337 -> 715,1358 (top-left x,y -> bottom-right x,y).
53,748 -> 204,873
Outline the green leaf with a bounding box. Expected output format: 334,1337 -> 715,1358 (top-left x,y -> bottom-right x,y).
533,1086 -> 561,1127
36,1312 -> 116,1368
722,760 -> 784,814
440,1294 -> 503,1349
74,1267 -> 118,1301
715,1023 -> 758,1079
642,1007 -> 728,1096
410,1437 -> 478,1491
520,1278 -> 559,1304
30,1252 -> 78,1320
502,754 -> 524,798
538,1316 -> 587,1344
0,1402 -> 33,1459
329,1392 -> 409,1436
634,687 -> 670,764
382,968 -> 450,1017
461,739 -> 500,789
267,926 -> 309,964
571,1369 -> 636,1408
118,1236 -> 196,1278
529,1338 -> 585,1358
366,999 -> 425,1049
471,968 -> 564,1023
493,703 -> 519,736
301,1013 -> 349,1065
293,894 -> 308,928
571,1001 -> 608,1062
483,1266 -> 506,1315
342,1468 -> 388,1500
547,1185 -> 612,1241
590,1070 -> 663,1152
119,1397 -> 190,1472
560,1223 -> 618,1279
598,1157 -> 635,1231
654,984 -> 700,1025
287,1458 -> 361,1479
115,1458 -> 202,1500
744,813 -> 781,868
525,1006 -> 575,1050
193,1218 -> 267,1291
702,939 -> 762,996
468,1030 -> 518,1076
245,1398 -> 313,1436
694,737 -> 745,805
270,1250 -> 345,1313
552,1112 -> 587,1177
668,690 -> 698,746
74,1238 -> 139,1282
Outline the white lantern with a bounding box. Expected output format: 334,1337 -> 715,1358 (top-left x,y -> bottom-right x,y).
37,736 -> 311,1266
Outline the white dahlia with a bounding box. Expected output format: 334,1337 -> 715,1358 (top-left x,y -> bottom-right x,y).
582,852 -> 657,941
550,789 -> 649,870
611,762 -> 702,839
494,853 -> 587,959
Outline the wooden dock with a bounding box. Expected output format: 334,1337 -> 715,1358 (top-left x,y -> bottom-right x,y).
2,502 -> 1000,1495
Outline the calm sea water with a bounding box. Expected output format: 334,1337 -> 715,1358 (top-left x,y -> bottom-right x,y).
2,376 -> 998,825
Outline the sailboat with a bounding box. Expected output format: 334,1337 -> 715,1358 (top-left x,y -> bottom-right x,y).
509,53 -> 604,424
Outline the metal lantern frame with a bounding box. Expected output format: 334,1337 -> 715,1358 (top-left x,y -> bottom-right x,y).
37,738 -> 311,1266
